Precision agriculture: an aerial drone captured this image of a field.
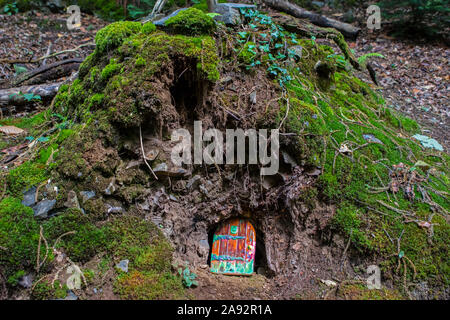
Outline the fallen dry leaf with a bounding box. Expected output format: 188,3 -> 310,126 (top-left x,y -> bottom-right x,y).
0,126 -> 25,136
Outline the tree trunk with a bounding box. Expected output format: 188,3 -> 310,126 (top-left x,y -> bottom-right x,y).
263,0 -> 360,40
208,0 -> 217,12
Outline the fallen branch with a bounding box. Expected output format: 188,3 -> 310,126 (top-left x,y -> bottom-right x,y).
263,0 -> 360,40
0,42 -> 95,65
0,81 -> 62,107
9,58 -> 82,87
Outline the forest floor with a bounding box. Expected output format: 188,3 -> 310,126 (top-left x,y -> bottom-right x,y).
0,10 -> 448,300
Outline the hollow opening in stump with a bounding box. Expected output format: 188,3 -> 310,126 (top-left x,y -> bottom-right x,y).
169,57 -> 205,127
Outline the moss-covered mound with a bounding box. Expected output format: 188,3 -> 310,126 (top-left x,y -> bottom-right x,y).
1,9 -> 448,300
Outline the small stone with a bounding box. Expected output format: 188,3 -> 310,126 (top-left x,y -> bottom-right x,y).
199,239 -> 209,249
107,205 -> 123,214
18,274 -> 33,288
363,134 -> 383,144
151,8 -> 188,25
33,199 -> 56,218
153,162 -> 168,173
169,194 -> 178,202
306,168 -> 322,176
281,151 -> 297,167
312,1 -> 325,7
104,180 -> 116,195
256,267 -> 266,276
80,191 -> 96,203
145,149 -> 159,161
220,76 -> 233,84
249,91 -> 257,104
198,239 -> 210,257
343,9 -> 355,23
321,279 -> 337,287
199,184 -> 209,196
22,187 -> 37,207
214,3 -> 256,26
186,175 -> 201,191
65,291 -> 78,300
116,259 -> 129,273
64,190 -> 80,209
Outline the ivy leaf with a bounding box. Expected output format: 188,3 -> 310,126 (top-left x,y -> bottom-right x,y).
238,32 -> 247,38
37,137 -> 49,142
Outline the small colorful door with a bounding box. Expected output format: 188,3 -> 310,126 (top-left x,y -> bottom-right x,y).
210,218 -> 256,276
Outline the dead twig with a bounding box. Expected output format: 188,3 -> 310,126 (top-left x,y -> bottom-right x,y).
0,43 -> 95,64
139,125 -> 158,180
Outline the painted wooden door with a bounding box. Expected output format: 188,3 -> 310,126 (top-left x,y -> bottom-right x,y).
210,218 -> 256,275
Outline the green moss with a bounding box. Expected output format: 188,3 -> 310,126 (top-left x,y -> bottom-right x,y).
31,281 -> 55,300
53,280 -> 69,299
339,283 -> 404,300
37,143 -> 58,164
101,59 -> 121,81
141,22 -> 156,34
331,203 -> 371,250
95,21 -> 142,54
135,55 -> 146,67
165,8 -> 216,36
7,161 -> 48,195
56,129 -> 75,143
0,110 -> 49,137
0,197 -> 40,279
115,270 -> 184,300
7,270 -> 26,286
238,42 -> 257,65
105,216 -> 184,299
44,209 -> 108,262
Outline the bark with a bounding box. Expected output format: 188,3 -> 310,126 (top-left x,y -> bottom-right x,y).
208,0 -> 218,12
8,58 -> 82,88
0,82 -> 63,107
263,0 -> 360,40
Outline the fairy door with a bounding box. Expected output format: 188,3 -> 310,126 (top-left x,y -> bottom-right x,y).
210,218 -> 256,276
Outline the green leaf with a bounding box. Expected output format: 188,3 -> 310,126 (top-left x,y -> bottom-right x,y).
13,64 -> 27,75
